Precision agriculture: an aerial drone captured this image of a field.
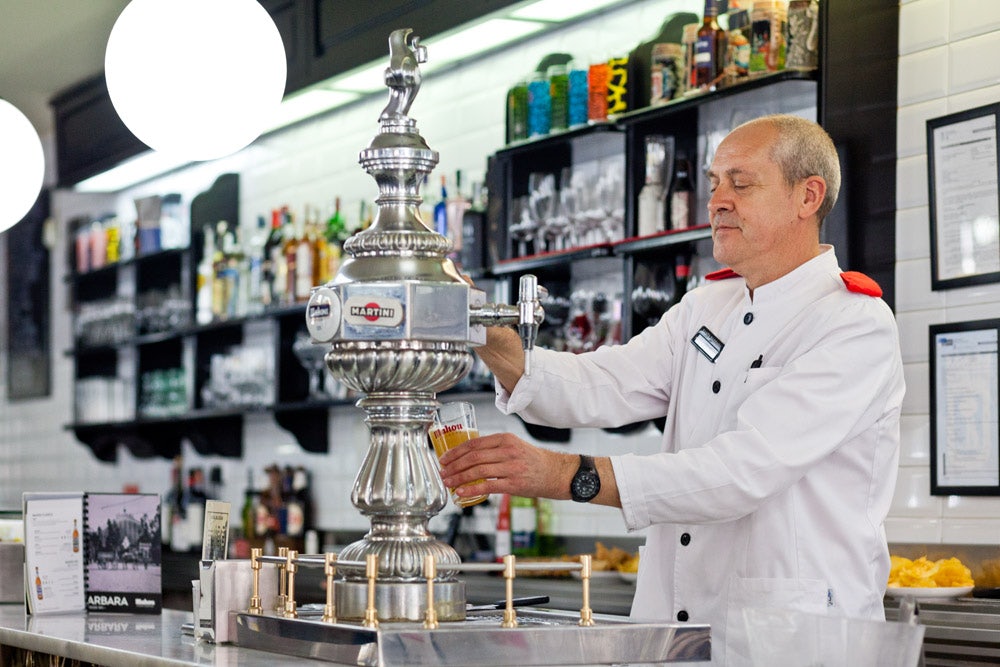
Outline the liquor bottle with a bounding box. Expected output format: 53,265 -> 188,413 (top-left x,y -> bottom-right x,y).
695,0 -> 728,89
669,155 -> 696,230
241,468 -> 257,539
325,198 -> 347,278
310,211 -> 330,287
536,498 -> 558,557
282,208 -> 299,306
246,215 -> 267,315
494,493 -> 512,562
261,209 -> 280,309
35,567 -> 43,600
637,136 -> 671,237
294,208 -> 314,303
185,467 -> 208,552
72,519 -> 80,553
228,226 -> 247,317
432,175 -> 449,239
195,226 -> 216,325
446,170 -> 471,255
211,221 -> 229,320
510,496 -> 538,557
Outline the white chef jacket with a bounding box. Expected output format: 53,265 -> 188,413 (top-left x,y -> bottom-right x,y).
496,247 -> 904,666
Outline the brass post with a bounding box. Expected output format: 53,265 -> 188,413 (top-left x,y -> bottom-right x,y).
363,553 -> 379,629
322,552 -> 338,624
284,549 -> 299,618
423,554 -> 439,630
275,546 -> 288,614
578,554 -> 594,627
248,548 -> 263,615
501,554 -> 518,628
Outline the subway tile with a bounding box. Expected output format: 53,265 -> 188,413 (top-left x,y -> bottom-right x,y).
898,46 -> 950,106
943,494 -> 1000,519
944,300 -> 1000,324
899,0 -> 950,55
890,467 -> 941,518
947,82 -> 1000,114
896,309 -> 945,364
899,415 -> 931,465
902,361 -> 931,418
895,258 -> 946,312
895,154 -> 929,210
948,30 -> 1000,94
950,0 -> 1000,40
943,281 -> 1000,309
885,517 -> 943,544
941,519 -> 1000,545
896,99 -> 949,158
895,206 -> 930,262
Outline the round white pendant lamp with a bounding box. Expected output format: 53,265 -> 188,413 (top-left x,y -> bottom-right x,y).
0,99 -> 45,233
105,0 -> 287,162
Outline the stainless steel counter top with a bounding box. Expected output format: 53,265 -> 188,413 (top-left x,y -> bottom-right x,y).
0,606 -> 329,666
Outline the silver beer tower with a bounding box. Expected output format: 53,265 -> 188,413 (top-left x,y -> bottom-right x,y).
305,28 -> 545,623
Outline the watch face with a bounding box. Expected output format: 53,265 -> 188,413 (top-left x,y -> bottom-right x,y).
572,471 -> 600,500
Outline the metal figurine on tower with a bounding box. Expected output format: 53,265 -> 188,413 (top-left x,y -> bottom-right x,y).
304,28 -> 545,623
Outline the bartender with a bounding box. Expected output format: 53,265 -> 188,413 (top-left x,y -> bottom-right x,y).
439,114 -> 905,665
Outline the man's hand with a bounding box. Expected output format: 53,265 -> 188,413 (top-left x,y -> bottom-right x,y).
438,432 -> 620,507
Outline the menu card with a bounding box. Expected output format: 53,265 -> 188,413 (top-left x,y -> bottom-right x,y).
22,493 -> 86,614
22,492 -> 162,615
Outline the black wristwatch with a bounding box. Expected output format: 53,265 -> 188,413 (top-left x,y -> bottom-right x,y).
570,455 -> 601,502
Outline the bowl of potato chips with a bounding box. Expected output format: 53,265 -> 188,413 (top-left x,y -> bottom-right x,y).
885,555 -> 974,599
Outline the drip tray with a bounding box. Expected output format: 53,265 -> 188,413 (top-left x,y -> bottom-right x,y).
231,608 -> 710,666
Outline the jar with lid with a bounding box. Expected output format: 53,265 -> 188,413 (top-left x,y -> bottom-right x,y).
786,0 -> 819,70
749,0 -> 787,75
726,9 -> 751,83
505,79 -> 528,144
548,64 -> 569,132
527,71 -> 551,137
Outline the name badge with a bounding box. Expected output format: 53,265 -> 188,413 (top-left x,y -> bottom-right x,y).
691,326 -> 724,363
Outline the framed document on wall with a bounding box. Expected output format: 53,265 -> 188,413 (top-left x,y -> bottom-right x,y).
927,103 -> 1000,291
929,319 -> 1000,495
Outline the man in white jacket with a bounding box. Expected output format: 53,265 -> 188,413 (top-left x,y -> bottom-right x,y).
439,114 -> 904,666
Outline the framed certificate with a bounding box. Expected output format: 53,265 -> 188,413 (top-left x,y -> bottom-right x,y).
927,104 -> 1000,291
929,319 -> 1000,495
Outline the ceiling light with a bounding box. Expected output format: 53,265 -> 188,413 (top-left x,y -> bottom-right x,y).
75,150 -> 193,193
509,0 -> 627,22
105,0 -> 286,161
264,89 -> 362,134
328,63 -> 393,94
0,99 -> 44,233
420,19 -> 547,74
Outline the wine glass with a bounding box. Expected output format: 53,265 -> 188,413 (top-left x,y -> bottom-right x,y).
528,172 -> 556,252
292,332 -> 329,400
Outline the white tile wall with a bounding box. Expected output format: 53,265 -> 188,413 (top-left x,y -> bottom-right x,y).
4,0 -> 998,549
0,0 -> 702,544
895,0 -> 1000,545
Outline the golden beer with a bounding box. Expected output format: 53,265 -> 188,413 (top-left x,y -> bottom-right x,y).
430,413 -> 488,508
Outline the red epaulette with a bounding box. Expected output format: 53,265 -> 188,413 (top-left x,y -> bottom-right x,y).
840,271 -> 882,297
705,268 -> 741,281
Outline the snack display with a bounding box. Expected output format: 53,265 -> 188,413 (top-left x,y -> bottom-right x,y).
887,555 -> 974,588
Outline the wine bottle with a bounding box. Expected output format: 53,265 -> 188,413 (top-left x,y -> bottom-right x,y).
695,0 -> 728,89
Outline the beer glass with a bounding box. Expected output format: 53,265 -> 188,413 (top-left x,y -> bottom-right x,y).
429,402 -> 488,507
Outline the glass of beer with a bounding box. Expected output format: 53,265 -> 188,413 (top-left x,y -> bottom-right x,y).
429,401 -> 488,507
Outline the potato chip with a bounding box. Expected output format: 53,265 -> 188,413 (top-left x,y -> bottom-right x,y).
887,555 -> 974,588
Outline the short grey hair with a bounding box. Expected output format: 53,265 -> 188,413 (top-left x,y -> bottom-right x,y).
737,114 -> 841,222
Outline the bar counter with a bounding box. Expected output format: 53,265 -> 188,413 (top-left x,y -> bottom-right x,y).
0,605 -> 329,666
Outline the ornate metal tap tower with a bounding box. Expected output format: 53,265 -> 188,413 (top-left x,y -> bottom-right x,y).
305,29 -> 544,622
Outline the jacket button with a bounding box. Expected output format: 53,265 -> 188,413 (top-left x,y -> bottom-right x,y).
677,610 -> 689,622
680,532 -> 691,546
712,380 -> 721,393
743,312 -> 753,325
